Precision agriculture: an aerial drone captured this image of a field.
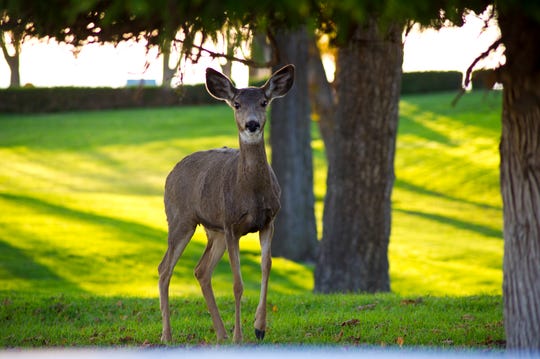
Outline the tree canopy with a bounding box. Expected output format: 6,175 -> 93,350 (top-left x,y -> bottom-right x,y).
2,0 -> 512,67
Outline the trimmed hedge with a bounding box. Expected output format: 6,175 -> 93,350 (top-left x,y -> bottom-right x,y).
1,71 -> 466,114
401,71 -> 463,94
0,84 -> 213,114
470,69 -> 498,90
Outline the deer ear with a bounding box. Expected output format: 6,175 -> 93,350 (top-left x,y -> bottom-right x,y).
263,64 -> 295,100
205,68 -> 237,101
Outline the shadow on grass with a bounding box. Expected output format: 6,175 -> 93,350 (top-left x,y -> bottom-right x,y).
0,192 -> 165,244
398,113 -> 455,146
394,208 -> 502,239
0,192 -> 311,296
395,179 -> 501,211
401,91 -> 502,135
0,107 -> 235,151
0,239 -> 86,293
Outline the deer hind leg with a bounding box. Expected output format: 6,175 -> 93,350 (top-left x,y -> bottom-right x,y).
195,228 -> 228,341
254,221 -> 274,340
158,222 -> 195,343
225,230 -> 244,343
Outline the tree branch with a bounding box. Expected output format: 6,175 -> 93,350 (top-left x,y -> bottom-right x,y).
463,37 -> 503,88
452,37 -> 503,107
172,35 -> 278,69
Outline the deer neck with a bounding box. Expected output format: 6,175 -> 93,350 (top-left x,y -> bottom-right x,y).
237,137 -> 270,185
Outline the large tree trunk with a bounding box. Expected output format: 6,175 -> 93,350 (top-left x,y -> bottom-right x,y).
314,20 -> 403,293
498,9 -> 540,350
270,27 -> 318,262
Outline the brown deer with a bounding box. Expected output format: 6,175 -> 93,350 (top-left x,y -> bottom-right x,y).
158,65 -> 295,343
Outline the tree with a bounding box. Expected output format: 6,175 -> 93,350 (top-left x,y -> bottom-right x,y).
495,4 -> 540,350
270,26 -> 318,262
0,23 -> 22,87
0,1 -> 58,88
307,0 -> 540,347
314,18 -> 403,293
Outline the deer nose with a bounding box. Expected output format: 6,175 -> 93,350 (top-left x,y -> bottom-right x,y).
246,120 -> 260,133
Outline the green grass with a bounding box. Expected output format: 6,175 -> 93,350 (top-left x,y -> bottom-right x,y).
1,294 -> 502,347
390,91 -> 502,295
0,91 -> 504,347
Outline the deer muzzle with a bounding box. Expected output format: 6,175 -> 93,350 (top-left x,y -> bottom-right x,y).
246,120 -> 261,133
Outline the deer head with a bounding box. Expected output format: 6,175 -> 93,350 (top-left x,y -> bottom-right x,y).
205,65 -> 295,144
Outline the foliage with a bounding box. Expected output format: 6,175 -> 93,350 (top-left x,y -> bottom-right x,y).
0,1 -> 507,69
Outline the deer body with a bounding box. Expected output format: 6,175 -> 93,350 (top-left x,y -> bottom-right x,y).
158,65 -> 295,343
165,146 -> 280,236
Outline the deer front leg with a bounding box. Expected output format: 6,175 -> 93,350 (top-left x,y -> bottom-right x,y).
254,221 -> 274,340
226,230 -> 244,343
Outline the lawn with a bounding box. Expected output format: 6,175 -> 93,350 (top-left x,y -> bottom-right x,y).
0,90 -> 504,347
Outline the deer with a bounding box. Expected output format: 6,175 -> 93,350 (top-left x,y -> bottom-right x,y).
158,64 -> 295,344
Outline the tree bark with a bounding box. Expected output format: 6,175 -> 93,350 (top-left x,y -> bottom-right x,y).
270,27 -> 318,262
498,9 -> 540,350
314,20 -> 403,293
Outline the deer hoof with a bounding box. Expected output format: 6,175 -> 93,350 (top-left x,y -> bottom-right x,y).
255,328 -> 265,340
161,333 -> 172,343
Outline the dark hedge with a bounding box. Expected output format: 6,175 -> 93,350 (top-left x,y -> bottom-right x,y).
401,71 -> 463,94
0,84 -> 213,114
1,71 -> 467,114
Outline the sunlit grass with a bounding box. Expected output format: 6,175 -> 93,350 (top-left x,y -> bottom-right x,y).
0,91 -> 502,300
0,106 -> 313,298
310,91 -> 503,296
391,91 -> 502,296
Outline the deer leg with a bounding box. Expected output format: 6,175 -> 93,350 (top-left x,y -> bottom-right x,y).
254,221 -> 274,340
195,229 -> 228,341
226,230 -> 243,343
158,224 -> 195,343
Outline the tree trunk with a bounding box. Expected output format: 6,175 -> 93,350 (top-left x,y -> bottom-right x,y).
314,20 -> 403,293
161,39 -> 175,88
270,27 -> 318,262
162,51 -> 175,87
498,9 -> 540,350
0,31 -> 21,88
7,54 -> 20,88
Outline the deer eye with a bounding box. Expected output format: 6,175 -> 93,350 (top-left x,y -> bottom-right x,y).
261,100 -> 268,107
233,101 -> 240,109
